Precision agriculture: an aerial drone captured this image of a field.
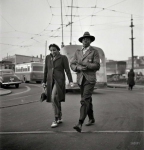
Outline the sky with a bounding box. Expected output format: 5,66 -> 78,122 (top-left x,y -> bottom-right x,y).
0,0 -> 144,61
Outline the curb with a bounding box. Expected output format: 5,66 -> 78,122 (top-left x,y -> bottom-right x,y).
107,85 -> 127,89
107,84 -> 144,89
0,89 -> 12,96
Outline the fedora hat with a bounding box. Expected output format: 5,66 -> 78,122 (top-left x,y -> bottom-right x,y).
79,32 -> 95,43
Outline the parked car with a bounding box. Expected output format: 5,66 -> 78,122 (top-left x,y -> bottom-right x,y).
0,69 -> 22,88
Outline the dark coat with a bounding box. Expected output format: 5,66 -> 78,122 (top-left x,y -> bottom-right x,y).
127,70 -> 135,86
43,53 -> 73,102
70,46 -> 100,85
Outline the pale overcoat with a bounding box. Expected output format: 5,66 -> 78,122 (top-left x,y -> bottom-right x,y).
70,46 -> 100,85
43,53 -> 73,102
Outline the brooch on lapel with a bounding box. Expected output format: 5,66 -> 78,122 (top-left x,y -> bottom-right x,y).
88,59 -> 92,62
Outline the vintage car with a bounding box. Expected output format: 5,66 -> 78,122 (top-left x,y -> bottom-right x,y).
0,69 -> 22,88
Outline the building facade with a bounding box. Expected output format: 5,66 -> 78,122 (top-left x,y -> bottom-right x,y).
0,61 -> 15,70
2,54 -> 43,65
106,61 -> 126,75
126,56 -> 144,76
126,56 -> 140,69
2,54 -> 44,71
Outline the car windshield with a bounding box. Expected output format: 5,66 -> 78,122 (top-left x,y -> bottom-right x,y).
0,70 -> 14,75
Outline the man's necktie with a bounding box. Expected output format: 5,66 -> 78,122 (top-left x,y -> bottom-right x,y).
83,49 -> 86,55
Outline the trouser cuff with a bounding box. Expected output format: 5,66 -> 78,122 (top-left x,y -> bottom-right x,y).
79,120 -> 83,125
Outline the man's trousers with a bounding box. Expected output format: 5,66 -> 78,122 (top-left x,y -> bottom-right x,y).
78,76 -> 95,124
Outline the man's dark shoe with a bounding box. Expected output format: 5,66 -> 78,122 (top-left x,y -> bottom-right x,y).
85,119 -> 95,126
73,124 -> 82,133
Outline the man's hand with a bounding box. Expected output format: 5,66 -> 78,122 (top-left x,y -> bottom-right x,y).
78,60 -> 87,66
42,83 -> 46,88
70,82 -> 74,87
77,65 -> 87,71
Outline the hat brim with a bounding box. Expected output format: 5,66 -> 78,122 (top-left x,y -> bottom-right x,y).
79,36 -> 95,43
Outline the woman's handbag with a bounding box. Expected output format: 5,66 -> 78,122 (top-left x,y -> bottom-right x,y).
40,86 -> 47,102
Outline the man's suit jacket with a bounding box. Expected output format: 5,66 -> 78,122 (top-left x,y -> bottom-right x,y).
70,46 -> 100,85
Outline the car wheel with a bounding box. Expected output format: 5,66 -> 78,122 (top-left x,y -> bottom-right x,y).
15,84 -> 19,88
0,83 -> 3,88
36,81 -> 41,84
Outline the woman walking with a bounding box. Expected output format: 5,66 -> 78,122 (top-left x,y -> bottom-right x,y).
42,44 -> 74,128
127,69 -> 135,90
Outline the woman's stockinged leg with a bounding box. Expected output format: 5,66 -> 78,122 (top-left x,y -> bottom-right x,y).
51,84 -> 59,120
59,102 -> 62,119
55,95 -> 62,123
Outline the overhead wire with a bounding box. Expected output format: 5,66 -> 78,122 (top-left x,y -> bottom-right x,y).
106,0 -> 128,8
44,0 -> 143,44
92,25 -> 129,31
95,6 -> 144,17
75,0 -> 83,33
1,0 -> 55,57
39,18 -> 139,30
1,0 -> 143,58
46,0 -> 53,15
0,43 -> 31,47
63,0 -> 70,24
89,0 -> 98,31
0,14 -> 16,31
51,0 -> 70,41
91,19 -> 130,26
0,31 -> 16,34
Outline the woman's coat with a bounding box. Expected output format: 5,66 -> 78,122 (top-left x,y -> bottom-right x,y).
43,53 -> 73,102
127,70 -> 135,86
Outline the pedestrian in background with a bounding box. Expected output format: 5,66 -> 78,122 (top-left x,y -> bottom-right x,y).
42,44 -> 74,128
70,32 -> 100,132
127,69 -> 135,90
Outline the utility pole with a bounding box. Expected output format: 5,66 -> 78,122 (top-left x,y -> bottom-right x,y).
60,0 -> 64,48
45,41 -> 47,58
70,0 -> 73,45
129,15 -> 135,70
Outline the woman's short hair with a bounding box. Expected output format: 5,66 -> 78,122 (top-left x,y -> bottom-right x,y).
49,44 -> 60,51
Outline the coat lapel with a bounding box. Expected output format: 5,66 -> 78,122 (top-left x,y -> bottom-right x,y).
53,53 -> 61,62
78,49 -> 83,58
82,47 -> 92,60
49,54 -> 54,68
49,54 -> 61,68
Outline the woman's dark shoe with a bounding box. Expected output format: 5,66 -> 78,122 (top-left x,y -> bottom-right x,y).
85,119 -> 95,126
73,124 -> 82,132
40,93 -> 47,102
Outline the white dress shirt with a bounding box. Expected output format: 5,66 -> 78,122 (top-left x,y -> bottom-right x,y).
82,46 -> 90,55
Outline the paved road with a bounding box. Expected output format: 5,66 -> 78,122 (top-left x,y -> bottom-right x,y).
0,83 -> 144,150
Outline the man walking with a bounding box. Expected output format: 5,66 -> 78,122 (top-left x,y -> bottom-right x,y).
70,32 -> 100,132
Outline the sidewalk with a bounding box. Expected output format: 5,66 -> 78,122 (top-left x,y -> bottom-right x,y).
0,88 -> 12,96
107,83 -> 144,89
